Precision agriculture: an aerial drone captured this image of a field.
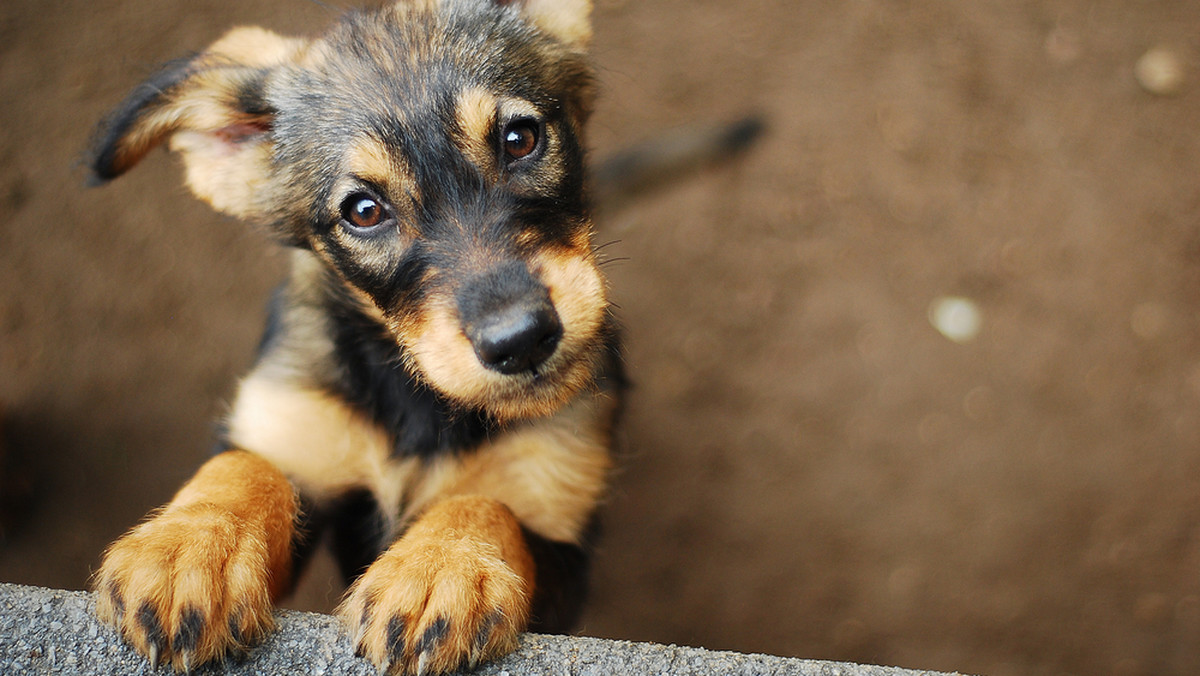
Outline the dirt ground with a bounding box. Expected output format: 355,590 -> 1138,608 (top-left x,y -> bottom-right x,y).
2,1 -> 1199,675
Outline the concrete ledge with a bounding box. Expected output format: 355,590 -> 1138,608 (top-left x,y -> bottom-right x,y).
0,583 -> 962,675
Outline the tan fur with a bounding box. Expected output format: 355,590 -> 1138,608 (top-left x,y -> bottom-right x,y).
92,451 -> 297,671
455,87 -> 499,177
108,28 -> 305,201
227,375 -> 417,518
517,0 -> 593,47
497,97 -> 541,126
228,364 -> 613,545
409,388 -> 616,543
405,245 -> 606,421
387,0 -> 446,21
532,244 -> 608,371
344,138 -> 412,200
170,128 -> 275,219
339,495 -> 534,675
207,26 -> 308,67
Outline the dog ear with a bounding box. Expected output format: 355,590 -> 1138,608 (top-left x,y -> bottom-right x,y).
502,0 -> 592,48
88,27 -> 306,219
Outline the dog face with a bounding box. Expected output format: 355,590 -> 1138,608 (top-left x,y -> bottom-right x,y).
90,0 -> 608,421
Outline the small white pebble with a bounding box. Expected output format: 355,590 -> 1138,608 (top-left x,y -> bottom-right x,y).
1135,47 -> 1185,96
929,296 -> 982,343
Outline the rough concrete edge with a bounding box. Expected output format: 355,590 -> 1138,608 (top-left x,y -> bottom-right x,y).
0,583 -> 965,676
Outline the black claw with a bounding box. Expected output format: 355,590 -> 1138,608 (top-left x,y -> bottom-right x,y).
228,609 -> 244,645
359,602 -> 374,633
469,611 -> 503,669
173,606 -> 205,653
386,616 -> 406,664
108,581 -> 125,610
137,601 -> 168,658
473,611 -> 501,652
108,581 -> 126,623
416,617 -> 450,654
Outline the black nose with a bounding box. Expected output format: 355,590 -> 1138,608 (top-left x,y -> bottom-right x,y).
468,301 -> 563,375
457,262 -> 563,375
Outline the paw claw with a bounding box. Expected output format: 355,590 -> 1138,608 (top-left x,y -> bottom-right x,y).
173,606 -> 204,654
386,616 -> 406,666
417,617 -> 449,654
107,582 -> 126,626
228,611 -> 244,646
338,500 -> 533,676
469,611 -> 501,669
137,602 -> 168,668
91,500 -> 283,673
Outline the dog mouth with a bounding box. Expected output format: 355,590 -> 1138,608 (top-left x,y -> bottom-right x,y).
398,252 -> 608,421
400,298 -> 602,422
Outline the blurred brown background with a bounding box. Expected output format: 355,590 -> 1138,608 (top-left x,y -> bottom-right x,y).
2,1 -> 1199,675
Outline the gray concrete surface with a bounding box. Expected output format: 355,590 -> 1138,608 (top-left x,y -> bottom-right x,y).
0,583 -> 963,675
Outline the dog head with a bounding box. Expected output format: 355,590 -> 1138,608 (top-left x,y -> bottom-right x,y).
90,0 -> 609,422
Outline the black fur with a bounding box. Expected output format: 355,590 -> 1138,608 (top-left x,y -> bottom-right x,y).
292,489 -> 392,586
325,293 -> 500,459
522,523 -> 595,633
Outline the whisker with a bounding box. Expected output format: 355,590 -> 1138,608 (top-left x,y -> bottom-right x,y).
593,239 -> 623,254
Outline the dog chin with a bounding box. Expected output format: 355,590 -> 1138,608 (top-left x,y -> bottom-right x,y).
414,341 -> 598,423
494,352 -> 599,421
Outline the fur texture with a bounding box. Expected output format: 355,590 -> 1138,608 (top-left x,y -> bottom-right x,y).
89,2 -> 621,674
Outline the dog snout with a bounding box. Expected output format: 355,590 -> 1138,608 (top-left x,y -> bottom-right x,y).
457,262 -> 563,375
468,299 -> 562,374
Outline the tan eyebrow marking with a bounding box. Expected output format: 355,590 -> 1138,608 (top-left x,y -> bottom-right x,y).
345,137 -> 399,186
455,86 -> 499,178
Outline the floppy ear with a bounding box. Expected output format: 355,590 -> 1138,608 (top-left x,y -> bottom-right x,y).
503,0 -> 592,48
88,27 -> 306,219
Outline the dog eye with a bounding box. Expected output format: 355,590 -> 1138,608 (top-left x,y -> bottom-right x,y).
340,193 -> 390,233
502,119 -> 541,162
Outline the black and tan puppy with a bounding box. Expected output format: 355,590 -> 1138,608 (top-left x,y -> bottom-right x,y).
88,1 -> 619,674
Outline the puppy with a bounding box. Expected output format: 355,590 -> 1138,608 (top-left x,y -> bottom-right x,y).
88,1 -> 620,674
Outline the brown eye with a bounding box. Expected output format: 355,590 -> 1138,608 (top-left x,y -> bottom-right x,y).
502,119 -> 541,161
341,193 -> 388,232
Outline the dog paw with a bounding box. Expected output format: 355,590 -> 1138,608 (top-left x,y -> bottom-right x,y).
92,503 -> 276,672
339,502 -> 533,675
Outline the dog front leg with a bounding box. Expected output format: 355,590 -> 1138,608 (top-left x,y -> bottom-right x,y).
92,449 -> 298,672
339,494 -> 535,676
